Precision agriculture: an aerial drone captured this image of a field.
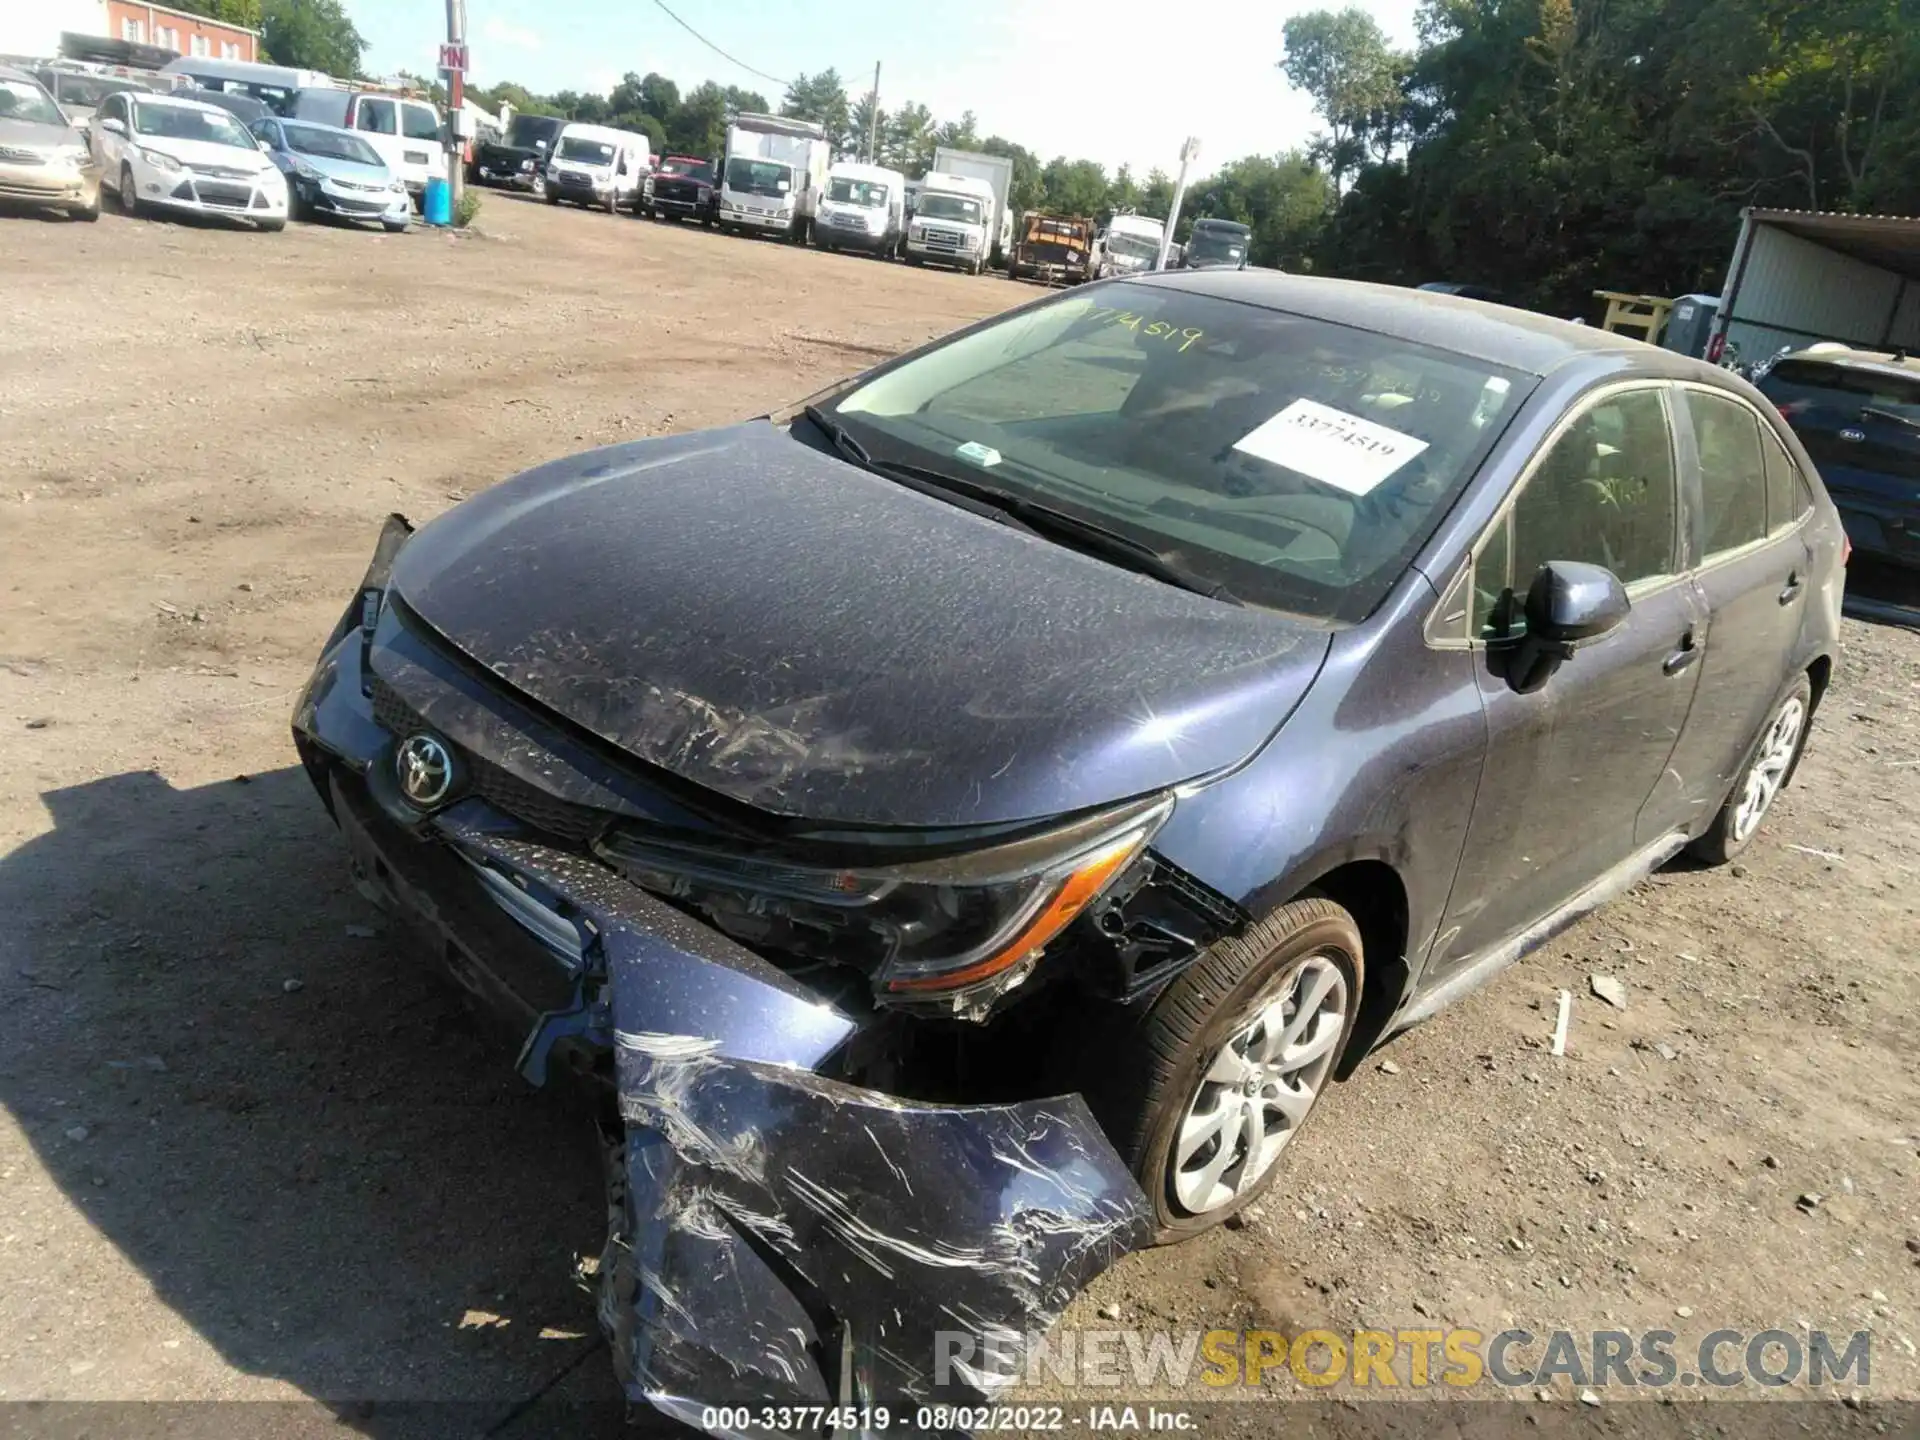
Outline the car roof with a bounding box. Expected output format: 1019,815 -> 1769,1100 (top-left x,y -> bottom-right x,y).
0,63 -> 45,86
1134,270 -> 1666,377
1774,345 -> 1920,379
279,117 -> 372,140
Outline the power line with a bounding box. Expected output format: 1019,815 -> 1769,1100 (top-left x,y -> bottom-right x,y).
650,0 -> 790,88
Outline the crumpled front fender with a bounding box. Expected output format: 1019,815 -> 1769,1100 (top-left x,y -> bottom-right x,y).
444,822 -> 1152,1432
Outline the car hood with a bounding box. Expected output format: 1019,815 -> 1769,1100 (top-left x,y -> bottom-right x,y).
389,421 -> 1329,828
297,153 -> 389,185
0,116 -> 77,150
137,136 -> 272,172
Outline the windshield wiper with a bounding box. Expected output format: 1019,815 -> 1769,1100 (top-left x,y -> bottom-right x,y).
801,408 -> 1237,602
1861,404 -> 1920,433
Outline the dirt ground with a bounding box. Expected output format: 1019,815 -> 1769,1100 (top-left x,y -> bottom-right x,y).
0,194 -> 1915,1437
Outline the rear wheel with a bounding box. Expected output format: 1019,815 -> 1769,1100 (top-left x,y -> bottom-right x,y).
1105,899 -> 1362,1243
1687,674 -> 1813,865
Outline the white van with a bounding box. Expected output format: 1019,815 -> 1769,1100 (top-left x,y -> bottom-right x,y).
286,88 -> 446,203
812,160 -> 905,257
904,171 -> 996,275
159,56 -> 337,104
543,123 -> 650,213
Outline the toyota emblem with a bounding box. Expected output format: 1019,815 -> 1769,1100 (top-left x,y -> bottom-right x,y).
395,733 -> 455,809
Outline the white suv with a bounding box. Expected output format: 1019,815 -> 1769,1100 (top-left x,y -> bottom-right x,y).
91,90 -> 288,230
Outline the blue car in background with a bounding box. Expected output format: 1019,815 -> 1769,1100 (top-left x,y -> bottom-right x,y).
249,116 -> 410,232
1759,345 -> 1920,572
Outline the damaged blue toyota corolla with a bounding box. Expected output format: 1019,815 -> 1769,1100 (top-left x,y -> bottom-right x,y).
292,272 -> 1845,1427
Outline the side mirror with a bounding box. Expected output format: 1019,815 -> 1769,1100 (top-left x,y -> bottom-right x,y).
99,117 -> 126,136
1523,560 -> 1630,644
1504,560 -> 1630,694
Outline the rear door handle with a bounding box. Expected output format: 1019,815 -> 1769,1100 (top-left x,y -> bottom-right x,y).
1663,630 -> 1699,676
1779,570 -> 1803,605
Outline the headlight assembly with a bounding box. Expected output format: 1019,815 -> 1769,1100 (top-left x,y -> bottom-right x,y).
595,793 -> 1172,1014
139,147 -> 182,172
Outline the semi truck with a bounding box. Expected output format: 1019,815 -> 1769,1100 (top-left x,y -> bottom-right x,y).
717,113 -> 831,243
930,145 -> 1013,263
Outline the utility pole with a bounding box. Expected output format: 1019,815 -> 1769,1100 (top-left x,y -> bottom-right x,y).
1156,135 -> 1199,271
442,0 -> 468,222
865,62 -> 881,163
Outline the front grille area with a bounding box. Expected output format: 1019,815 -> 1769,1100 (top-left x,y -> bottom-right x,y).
369,675 -> 610,843
921,227 -> 965,253
195,181 -> 253,208
189,163 -> 255,180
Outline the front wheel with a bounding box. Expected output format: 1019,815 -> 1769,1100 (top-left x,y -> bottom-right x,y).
119,164 -> 141,218
544,186 -> 559,206
1106,899 -> 1362,1243
1687,674 -> 1813,864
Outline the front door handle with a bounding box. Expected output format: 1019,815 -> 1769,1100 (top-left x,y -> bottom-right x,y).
1779,570 -> 1803,605
1663,630 -> 1699,676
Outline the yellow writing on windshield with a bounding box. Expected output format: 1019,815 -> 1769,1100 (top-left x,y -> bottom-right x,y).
1084,306 -> 1205,353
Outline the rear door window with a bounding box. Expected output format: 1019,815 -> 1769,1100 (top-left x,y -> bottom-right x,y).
1760,429 -> 1811,534
355,97 -> 396,135
1685,390 -> 1769,559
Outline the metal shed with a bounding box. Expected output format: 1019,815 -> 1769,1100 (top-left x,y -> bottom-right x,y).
1710,208 -> 1920,364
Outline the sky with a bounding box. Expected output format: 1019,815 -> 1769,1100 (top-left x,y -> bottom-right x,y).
345,0 -> 1422,176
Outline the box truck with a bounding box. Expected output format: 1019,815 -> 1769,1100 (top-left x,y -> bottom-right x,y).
931,145 -> 1013,263
717,112 -> 831,243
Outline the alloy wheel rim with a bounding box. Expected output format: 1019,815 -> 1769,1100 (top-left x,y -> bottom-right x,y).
1732,697 -> 1805,842
1170,954 -> 1348,1215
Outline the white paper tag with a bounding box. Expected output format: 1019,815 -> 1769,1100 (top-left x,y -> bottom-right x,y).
1231,398 -> 1429,496
955,441 -> 1002,468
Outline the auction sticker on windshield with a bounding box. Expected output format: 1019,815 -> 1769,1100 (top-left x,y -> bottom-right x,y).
1233,398 -> 1430,496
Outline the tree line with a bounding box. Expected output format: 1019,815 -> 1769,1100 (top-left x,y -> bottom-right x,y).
170,0 -> 1920,318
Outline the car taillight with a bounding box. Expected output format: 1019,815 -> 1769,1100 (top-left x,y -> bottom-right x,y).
1706,334 -> 1725,363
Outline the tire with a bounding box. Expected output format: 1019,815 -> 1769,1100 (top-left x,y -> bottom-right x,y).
1105,898 -> 1363,1244
1686,673 -> 1814,865
258,217 -> 286,233
119,164 -> 140,218
383,221 -> 408,233
544,186 -> 559,206
284,187 -> 303,223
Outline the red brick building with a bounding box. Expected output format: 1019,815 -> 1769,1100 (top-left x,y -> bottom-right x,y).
102,2 -> 259,62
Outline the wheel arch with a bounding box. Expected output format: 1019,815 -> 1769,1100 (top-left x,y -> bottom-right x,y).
1292,858 -> 1412,1080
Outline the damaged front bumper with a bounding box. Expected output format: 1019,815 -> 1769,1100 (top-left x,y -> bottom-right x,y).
290,531 -> 1153,1429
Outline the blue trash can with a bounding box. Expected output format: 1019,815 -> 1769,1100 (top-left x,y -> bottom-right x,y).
424,176 -> 451,226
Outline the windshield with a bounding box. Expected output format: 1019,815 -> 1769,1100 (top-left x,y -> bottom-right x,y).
918,192 -> 983,224
829,177 -> 888,207
1106,231 -> 1162,261
1764,359 -> 1920,425
658,156 -> 713,181
284,123 -> 381,166
1189,233 -> 1247,263
557,135 -> 616,165
830,284 -> 1529,621
505,114 -> 562,149
132,101 -> 254,148
0,78 -> 64,127
724,156 -> 791,196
